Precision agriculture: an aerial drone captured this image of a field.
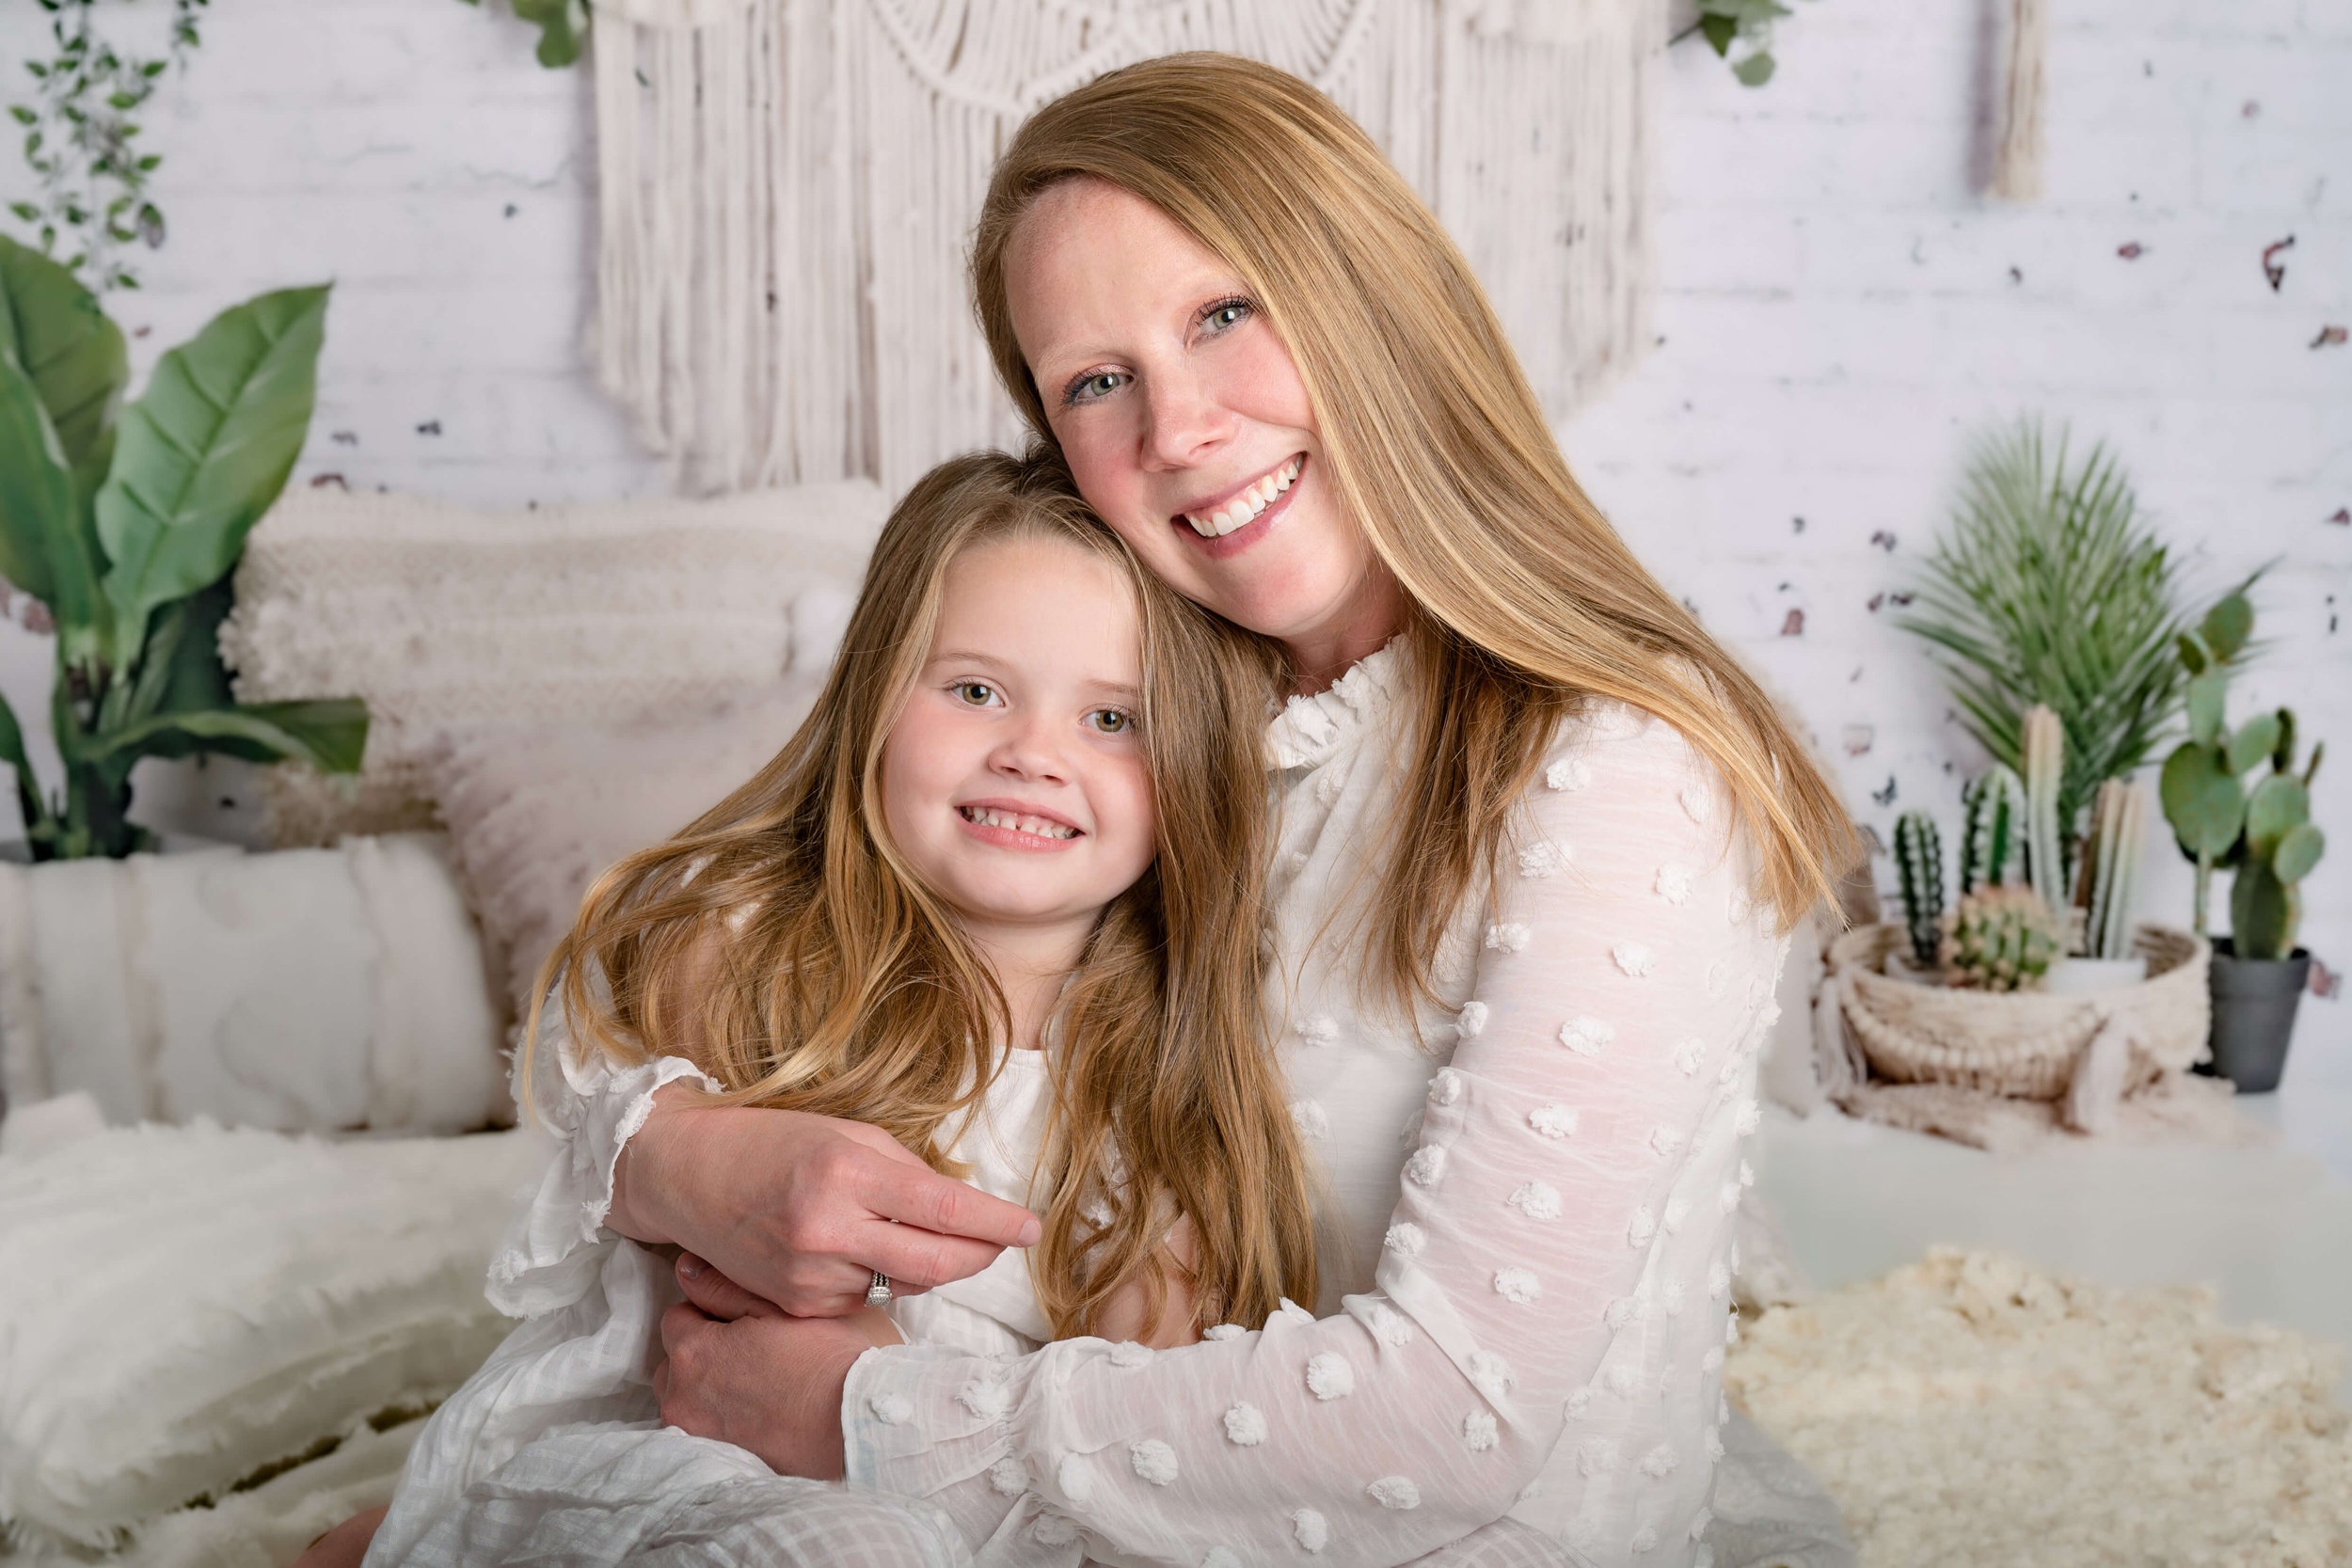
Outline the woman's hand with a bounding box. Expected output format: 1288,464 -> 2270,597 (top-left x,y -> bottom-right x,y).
655,1253 -> 873,1479
611,1083 -> 1041,1316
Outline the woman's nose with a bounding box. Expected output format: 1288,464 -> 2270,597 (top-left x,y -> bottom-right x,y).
1138,364 -> 1233,471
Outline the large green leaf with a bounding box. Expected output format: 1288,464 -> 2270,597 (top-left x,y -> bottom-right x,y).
2274,822 -> 2324,884
95,284 -> 329,665
83,697 -> 367,774
2245,773 -> 2309,858
513,0 -> 588,66
2226,712 -> 2280,778
0,346 -> 77,609
0,235 -> 127,497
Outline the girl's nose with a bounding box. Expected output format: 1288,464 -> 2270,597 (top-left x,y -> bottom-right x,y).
989,713 -> 1071,784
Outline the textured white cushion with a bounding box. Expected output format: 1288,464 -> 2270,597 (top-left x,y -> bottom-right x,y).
0,1118 -> 544,1552
425,674 -> 827,1020
222,482 -> 886,847
0,835 -> 504,1135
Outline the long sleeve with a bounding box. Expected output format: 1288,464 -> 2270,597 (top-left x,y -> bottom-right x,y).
485,998 -> 719,1319
842,712 -> 1788,1566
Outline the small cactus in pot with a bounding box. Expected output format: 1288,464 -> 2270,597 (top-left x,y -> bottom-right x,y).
1947,884 -> 2063,991
1959,764 -> 2026,895
1893,810 -> 1946,969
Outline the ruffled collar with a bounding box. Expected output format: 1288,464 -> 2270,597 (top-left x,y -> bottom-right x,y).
1263,637 -> 1409,770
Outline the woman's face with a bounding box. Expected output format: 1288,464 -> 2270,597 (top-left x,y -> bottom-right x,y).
1004,179 -> 1396,668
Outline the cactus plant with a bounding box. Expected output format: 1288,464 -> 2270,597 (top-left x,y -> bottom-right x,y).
2021,705 -> 2067,915
2078,779 -> 2150,961
1947,884 -> 2064,991
2232,744 -> 2325,960
1893,810 -> 1945,968
1959,764 -> 2026,894
2158,591 -> 2327,954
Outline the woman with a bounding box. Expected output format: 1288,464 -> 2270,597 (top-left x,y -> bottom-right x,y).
396,52 -> 1853,1568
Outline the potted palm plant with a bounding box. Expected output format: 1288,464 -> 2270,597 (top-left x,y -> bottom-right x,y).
0,236 -> 363,858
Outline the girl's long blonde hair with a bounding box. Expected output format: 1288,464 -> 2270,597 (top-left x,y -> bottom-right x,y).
534,451 -> 1314,1336
973,54 -> 1860,1009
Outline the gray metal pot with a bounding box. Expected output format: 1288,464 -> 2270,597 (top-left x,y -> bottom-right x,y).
2198,938 -> 2311,1094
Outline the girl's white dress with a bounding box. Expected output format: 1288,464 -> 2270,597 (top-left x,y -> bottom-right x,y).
366,1050 -> 1060,1568
374,642 -> 1797,1568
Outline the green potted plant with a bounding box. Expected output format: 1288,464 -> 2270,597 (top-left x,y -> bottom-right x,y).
2159,592 -> 2326,1091
0,236 -> 364,859
1901,418 -> 2221,894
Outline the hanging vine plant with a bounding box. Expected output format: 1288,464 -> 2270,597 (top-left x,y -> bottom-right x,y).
456,0 -> 590,70
8,0 -> 209,293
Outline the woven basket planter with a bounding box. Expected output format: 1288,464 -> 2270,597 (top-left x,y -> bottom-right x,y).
1830,924 -> 2210,1101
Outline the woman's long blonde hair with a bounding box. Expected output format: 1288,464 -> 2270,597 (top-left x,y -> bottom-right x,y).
533,451 -> 1314,1336
974,54 -> 1859,1009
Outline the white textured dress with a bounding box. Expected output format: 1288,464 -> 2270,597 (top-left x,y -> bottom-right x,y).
364,1050 -> 1062,1568
398,642 -> 1788,1568
841,646 -> 1788,1566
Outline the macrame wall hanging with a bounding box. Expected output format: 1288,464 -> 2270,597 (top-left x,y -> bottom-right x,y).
1990,0 -> 2046,199
590,0 -> 1661,495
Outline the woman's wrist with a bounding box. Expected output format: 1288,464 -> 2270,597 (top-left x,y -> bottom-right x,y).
608,1080 -> 700,1245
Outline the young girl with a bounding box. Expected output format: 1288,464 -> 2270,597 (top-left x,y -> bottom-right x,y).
354,451 -> 1317,1567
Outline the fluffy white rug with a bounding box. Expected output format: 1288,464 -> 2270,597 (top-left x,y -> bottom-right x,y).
1725,1247 -> 2352,1567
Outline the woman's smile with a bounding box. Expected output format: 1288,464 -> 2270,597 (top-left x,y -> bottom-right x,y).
1174,452 -> 1306,548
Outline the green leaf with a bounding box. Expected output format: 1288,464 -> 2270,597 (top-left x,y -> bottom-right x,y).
1732,51 -> 1777,87
2245,773 -> 2308,858
95,284 -> 329,666
0,686 -> 45,836
0,342 -> 86,615
1697,12 -> 1739,55
2229,861 -> 2296,960
2200,592 -> 2252,661
2273,821 -> 2323,884
2185,669 -> 2227,748
513,0 -> 588,67
2159,741 -> 2244,860
82,696 -> 367,774
2227,712 -> 2280,777
0,233 -> 127,494
2175,631 -> 2208,675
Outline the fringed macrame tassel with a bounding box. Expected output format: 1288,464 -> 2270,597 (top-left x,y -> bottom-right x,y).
589,0 -> 1659,496
1991,0 -> 2046,200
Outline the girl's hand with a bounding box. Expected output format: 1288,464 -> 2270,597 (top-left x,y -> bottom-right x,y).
658,1253 -> 873,1479
611,1084 -> 1042,1317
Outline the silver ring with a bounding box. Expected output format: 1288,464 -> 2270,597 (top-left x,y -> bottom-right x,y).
865,1271 -> 892,1307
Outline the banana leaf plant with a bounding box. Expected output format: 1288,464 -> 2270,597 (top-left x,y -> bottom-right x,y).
0,236 -> 365,860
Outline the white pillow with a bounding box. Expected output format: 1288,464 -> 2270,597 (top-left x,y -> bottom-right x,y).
0,835 -> 504,1135
223,481 -> 886,847
0,1118 -> 544,1552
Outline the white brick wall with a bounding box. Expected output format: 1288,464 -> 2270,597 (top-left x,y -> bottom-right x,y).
0,1 -> 2344,1042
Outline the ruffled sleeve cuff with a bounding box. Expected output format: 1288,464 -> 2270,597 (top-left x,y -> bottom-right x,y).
843,1342 -> 1038,1546
485,1001 -> 718,1319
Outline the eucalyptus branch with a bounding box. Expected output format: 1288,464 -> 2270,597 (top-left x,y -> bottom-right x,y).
8,0 -> 209,292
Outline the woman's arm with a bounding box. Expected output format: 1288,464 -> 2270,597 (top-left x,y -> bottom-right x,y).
720,717 -> 1781,1565
496,927 -> 1041,1322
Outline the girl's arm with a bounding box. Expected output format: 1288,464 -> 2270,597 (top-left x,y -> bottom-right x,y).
828,715 -> 1782,1566
1092,1218 -> 1204,1351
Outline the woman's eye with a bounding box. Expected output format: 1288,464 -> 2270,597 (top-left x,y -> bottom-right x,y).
1064,370 -> 1127,406
1088,708 -> 1134,735
955,682 -> 997,706
1201,297 -> 1252,333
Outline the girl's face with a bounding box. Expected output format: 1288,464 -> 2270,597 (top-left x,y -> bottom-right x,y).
881,534 -> 1158,950
1004,178 -> 1396,669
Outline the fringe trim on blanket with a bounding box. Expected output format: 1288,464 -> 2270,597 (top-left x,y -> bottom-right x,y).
589,0 -> 1661,494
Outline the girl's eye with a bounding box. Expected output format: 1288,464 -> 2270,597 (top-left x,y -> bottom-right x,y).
955,682 -> 998,706
1063,370 -> 1128,406
1087,708 -> 1134,735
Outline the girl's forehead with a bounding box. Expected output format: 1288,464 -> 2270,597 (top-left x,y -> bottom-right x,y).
930,532 -> 1142,675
